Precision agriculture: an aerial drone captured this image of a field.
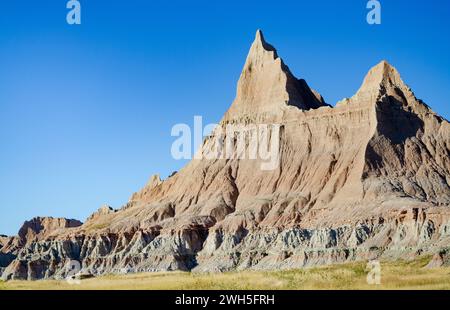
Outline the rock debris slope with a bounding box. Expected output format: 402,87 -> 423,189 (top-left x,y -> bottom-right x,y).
1,30 -> 449,280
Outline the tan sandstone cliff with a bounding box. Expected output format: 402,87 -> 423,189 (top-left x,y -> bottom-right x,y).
1,30 -> 449,280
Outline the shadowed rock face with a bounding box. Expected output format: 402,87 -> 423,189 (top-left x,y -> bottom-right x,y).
0,236 -> 16,268
226,30 -> 327,116
17,217 -> 83,246
2,30 -> 450,280
0,217 -> 82,276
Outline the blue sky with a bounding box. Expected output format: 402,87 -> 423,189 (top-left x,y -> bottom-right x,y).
0,0 -> 449,235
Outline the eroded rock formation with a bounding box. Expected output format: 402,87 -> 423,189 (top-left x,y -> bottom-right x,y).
1,30 -> 449,280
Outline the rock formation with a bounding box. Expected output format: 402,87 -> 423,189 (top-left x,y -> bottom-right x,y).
1,30 -> 449,280
86,205 -> 117,222
0,235 -> 16,271
0,217 -> 82,278
17,217 -> 83,246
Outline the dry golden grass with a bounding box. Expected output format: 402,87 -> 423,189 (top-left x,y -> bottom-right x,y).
2,259 -> 450,290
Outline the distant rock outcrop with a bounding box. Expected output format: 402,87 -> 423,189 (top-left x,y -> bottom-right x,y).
86,205 -> 117,222
0,235 -> 8,247
1,30 -> 449,280
130,174 -> 163,202
0,235 -> 16,268
0,217 -> 82,278
17,217 -> 82,246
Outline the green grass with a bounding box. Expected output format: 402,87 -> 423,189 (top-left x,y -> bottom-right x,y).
83,222 -> 110,232
2,260 -> 450,290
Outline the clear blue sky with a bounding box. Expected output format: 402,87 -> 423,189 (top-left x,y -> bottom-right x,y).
1,0 -> 449,235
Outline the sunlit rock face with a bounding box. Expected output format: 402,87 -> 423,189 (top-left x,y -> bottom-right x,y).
2,30 -> 449,280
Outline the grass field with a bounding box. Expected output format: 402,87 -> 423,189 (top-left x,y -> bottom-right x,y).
1,259 -> 449,290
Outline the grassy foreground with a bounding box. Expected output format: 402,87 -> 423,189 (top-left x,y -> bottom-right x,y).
1,259 -> 449,290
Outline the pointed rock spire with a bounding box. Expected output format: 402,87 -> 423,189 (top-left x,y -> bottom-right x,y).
255,29 -> 264,43
345,60 -> 415,106
146,174 -> 162,189
358,60 -> 406,93
253,29 -> 277,55
226,30 -> 326,119
130,174 -> 163,202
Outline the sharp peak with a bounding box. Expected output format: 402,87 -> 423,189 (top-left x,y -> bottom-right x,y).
254,30 -> 268,46
370,60 -> 398,76
228,30 -> 327,113
255,29 -> 264,42
358,60 -> 406,93
251,29 -> 278,55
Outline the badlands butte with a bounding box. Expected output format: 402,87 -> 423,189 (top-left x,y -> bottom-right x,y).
1,30 -> 450,280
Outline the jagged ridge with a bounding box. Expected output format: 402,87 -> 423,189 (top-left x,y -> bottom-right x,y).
1,30 -> 449,280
